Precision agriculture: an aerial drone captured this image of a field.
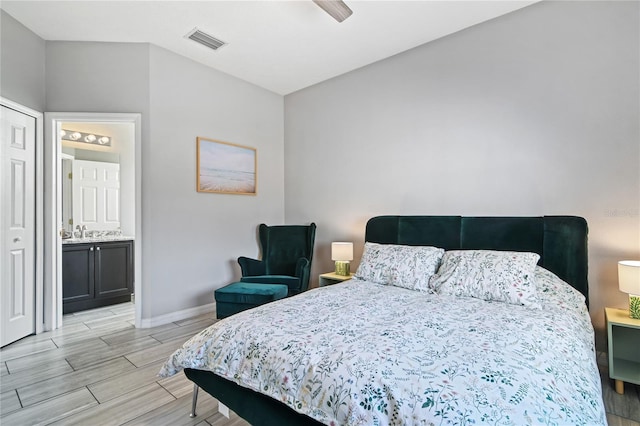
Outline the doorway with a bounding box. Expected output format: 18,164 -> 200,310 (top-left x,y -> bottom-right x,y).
44,113 -> 142,330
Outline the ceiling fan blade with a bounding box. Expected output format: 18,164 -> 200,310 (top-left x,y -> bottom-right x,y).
312,0 -> 353,23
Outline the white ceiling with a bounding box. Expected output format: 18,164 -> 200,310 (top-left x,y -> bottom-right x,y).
1,1 -> 537,95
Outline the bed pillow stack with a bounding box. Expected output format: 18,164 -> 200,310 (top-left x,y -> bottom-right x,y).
428,250 -> 542,308
355,244 -> 543,308
355,242 -> 444,292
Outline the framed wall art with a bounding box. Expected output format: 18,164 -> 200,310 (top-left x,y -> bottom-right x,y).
196,137 -> 257,195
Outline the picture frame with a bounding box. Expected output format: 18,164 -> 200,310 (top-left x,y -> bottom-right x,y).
196,137 -> 257,195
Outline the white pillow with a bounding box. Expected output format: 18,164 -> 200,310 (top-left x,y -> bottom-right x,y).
355,242 -> 444,292
429,250 -> 541,308
534,265 -> 586,312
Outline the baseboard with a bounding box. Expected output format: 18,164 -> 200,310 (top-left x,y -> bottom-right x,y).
139,302 -> 216,328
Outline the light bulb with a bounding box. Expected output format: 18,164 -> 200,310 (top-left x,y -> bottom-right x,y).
98,137 -> 110,145
84,134 -> 96,143
70,132 -> 81,141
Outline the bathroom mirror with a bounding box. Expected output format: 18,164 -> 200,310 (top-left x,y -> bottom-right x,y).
61,146 -> 121,233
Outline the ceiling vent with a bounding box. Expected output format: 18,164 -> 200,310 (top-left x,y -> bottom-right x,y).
186,28 -> 226,51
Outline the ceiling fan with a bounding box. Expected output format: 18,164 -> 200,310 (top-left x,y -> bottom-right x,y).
313,0 -> 353,23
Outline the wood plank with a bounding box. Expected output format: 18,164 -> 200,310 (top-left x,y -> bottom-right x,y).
100,322 -> 178,346
173,312 -> 216,327
122,391 -> 218,425
17,357 -> 136,407
107,302 -> 135,314
65,335 -> 161,370
88,361 -> 165,403
47,383 -> 175,426
78,318 -> 134,335
5,338 -> 109,373
206,410 -> 250,426
62,307 -> 119,325
9,322 -> 90,345
0,339 -> 57,362
125,336 -> 192,367
83,312 -> 136,330
157,370 -> 196,399
601,368 -> 640,421
606,413 -> 640,426
0,389 -> 21,415
0,387 -> 97,426
50,328 -> 103,347
150,319 -> 215,343
1,358 -> 73,393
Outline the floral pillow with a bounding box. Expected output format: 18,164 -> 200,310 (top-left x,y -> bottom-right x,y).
429,250 -> 542,308
355,242 -> 444,292
534,265 -> 586,312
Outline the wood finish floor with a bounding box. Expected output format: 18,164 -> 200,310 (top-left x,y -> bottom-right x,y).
1,302 -> 638,425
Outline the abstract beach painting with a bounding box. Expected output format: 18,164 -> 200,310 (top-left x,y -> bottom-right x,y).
197,137 -> 257,195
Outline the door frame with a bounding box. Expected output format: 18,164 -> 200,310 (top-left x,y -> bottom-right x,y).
0,97 -> 44,335
44,112 -> 142,330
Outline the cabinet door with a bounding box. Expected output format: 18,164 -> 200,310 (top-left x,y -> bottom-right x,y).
62,244 -> 95,304
95,241 -> 132,299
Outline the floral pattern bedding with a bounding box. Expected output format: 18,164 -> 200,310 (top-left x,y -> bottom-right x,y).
160,269 -> 605,426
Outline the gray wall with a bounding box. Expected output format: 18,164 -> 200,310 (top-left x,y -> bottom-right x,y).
284,0 -> 640,341
146,45 -> 284,317
0,10 -> 45,111
46,42 -> 284,320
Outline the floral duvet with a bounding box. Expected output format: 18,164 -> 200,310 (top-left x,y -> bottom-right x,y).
160,274 -> 606,425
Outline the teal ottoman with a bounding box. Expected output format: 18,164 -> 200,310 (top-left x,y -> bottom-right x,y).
214,282 -> 288,319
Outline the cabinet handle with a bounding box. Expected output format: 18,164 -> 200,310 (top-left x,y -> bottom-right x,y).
13,237 -> 22,243
90,247 -> 94,251
96,247 -> 101,251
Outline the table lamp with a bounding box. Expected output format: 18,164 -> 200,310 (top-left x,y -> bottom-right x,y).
618,260 -> 640,319
332,242 -> 353,276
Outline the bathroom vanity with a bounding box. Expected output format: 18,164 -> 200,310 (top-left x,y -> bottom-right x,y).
62,237 -> 134,314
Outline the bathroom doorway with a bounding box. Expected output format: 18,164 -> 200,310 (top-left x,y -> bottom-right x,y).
44,112 -> 142,330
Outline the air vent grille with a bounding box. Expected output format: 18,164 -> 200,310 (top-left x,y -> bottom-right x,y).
186,28 -> 226,51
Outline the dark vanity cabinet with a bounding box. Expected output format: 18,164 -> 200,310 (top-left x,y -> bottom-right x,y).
62,240 -> 133,314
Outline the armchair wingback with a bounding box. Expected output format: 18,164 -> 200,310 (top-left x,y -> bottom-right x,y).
238,223 -> 317,296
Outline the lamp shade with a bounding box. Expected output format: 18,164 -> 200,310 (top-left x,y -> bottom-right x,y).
619,260 -> 640,294
331,242 -> 353,261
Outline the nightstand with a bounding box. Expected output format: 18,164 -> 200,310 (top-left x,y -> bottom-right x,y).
319,272 -> 354,287
605,307 -> 640,394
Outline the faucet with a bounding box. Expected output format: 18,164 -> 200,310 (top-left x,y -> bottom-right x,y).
76,225 -> 88,238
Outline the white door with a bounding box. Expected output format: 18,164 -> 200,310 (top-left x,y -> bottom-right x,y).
1,105 -> 36,347
72,160 -> 120,231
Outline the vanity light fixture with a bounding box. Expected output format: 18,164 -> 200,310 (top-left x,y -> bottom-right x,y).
61,129 -> 111,147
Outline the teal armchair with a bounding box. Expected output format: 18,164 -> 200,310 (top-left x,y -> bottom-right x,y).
238,223 -> 316,296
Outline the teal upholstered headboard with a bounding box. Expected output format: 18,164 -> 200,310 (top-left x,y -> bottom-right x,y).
365,216 -> 589,305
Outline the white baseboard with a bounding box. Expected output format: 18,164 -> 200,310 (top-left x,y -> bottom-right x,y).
139,303 -> 216,328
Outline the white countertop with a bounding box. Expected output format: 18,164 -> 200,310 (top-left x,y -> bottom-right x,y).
62,236 -> 134,244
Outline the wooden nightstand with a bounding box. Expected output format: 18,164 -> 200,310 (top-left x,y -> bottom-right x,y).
319,272 -> 354,287
605,307 -> 640,394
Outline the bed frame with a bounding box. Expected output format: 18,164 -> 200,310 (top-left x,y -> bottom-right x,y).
185,215 -> 589,425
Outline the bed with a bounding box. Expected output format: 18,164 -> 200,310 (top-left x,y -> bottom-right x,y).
160,215 -> 606,425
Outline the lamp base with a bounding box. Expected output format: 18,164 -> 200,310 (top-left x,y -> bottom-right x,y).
629,294 -> 640,319
335,261 -> 350,276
